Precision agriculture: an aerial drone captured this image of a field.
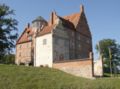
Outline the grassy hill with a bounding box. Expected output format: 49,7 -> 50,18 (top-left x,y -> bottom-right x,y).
0,64 -> 120,89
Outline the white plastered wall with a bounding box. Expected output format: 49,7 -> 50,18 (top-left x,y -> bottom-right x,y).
34,34 -> 53,67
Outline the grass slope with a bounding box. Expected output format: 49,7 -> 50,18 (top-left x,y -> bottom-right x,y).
0,64 -> 120,89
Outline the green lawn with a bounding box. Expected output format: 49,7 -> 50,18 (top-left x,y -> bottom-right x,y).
0,64 -> 120,89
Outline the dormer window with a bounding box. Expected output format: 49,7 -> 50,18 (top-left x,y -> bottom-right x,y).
26,30 -> 30,37
27,30 -> 30,34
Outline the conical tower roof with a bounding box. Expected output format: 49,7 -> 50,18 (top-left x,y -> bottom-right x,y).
32,16 -> 47,23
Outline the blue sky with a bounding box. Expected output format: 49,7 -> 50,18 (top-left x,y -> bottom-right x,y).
0,0 -> 120,59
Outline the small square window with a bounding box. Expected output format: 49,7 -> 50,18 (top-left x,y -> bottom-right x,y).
78,44 -> 81,48
87,40 -> 90,44
43,39 -> 47,45
19,45 -> 21,49
19,53 -> 21,57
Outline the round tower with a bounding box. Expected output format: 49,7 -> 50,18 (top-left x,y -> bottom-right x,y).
32,16 -> 47,32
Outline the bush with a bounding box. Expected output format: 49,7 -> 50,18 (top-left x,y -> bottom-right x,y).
0,54 -> 15,64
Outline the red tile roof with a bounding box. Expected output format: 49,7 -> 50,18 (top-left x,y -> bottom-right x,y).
16,27 -> 34,44
36,16 -> 75,37
64,13 -> 80,27
37,25 -> 55,36
17,10 -> 91,44
64,12 -> 91,38
58,16 -> 75,30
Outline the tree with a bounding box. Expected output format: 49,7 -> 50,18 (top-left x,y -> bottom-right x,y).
96,39 -> 120,74
3,54 -> 15,64
0,4 -> 18,63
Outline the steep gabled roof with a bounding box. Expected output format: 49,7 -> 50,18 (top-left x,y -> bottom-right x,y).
64,5 -> 84,28
76,11 -> 92,38
64,13 -> 80,27
64,5 -> 92,38
37,25 -> 55,36
36,16 -> 75,37
17,5 -> 92,42
58,16 -> 75,30
16,27 -> 34,44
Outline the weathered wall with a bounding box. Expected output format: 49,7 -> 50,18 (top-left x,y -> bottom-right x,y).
35,34 -> 53,67
75,32 -> 90,59
53,24 -> 71,61
15,42 -> 32,65
53,18 -> 77,61
75,10 -> 92,59
53,59 -> 94,78
94,58 -> 103,77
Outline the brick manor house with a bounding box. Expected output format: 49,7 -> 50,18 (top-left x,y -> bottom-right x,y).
16,5 -> 97,78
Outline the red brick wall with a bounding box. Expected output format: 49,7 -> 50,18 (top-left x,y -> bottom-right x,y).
53,59 -> 94,78
15,42 -> 32,65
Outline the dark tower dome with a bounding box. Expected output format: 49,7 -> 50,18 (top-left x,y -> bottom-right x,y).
32,16 -> 47,23
32,16 -> 48,31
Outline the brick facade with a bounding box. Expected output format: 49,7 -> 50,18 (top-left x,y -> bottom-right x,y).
53,58 -> 94,78
15,42 -> 32,65
53,52 -> 94,78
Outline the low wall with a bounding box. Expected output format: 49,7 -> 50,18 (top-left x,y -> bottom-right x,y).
94,59 -> 103,77
53,59 -> 94,78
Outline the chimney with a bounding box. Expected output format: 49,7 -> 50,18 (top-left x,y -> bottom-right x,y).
80,4 -> 84,13
50,11 -> 57,25
27,23 -> 30,28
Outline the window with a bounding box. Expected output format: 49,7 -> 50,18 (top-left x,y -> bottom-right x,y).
54,38 -> 58,45
43,39 -> 47,45
19,52 -> 21,57
19,45 -> 21,49
86,40 -> 90,44
26,31 -> 30,36
78,44 -> 81,48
